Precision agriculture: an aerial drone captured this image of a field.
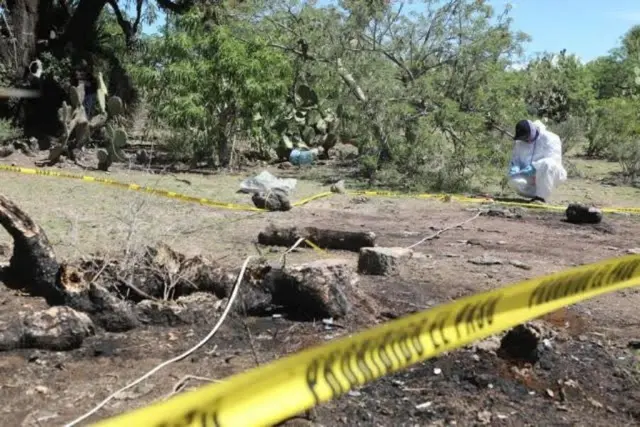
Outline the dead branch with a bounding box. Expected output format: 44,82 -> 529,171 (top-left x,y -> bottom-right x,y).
63,256 -> 255,427
406,211 -> 482,249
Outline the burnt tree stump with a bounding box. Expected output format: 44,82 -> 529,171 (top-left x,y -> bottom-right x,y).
0,194 -> 64,304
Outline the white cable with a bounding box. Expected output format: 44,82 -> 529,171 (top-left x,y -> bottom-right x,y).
64,255 -> 255,427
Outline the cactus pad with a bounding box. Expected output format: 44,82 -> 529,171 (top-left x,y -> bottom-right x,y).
107,96 -> 124,117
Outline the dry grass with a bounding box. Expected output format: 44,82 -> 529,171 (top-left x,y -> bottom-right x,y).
0,164 -> 324,260
1,155 -> 640,264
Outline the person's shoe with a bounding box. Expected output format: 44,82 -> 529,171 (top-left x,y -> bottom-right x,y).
530,196 -> 546,204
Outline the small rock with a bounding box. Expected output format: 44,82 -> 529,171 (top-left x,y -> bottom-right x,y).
358,247 -> 414,276
252,190 -> 291,211
350,195 -> 369,204
433,367 -> 442,375
626,248 -> 640,255
35,385 -> 50,394
509,259 -> 532,270
415,401 -> 432,410
277,161 -> 293,169
628,339 -> 640,349
546,389 -> 555,398
477,410 -> 492,424
565,203 -> 603,224
472,336 -> 501,353
587,397 -> 604,408
468,255 -> 503,266
330,180 -> 346,194
21,306 -> 95,351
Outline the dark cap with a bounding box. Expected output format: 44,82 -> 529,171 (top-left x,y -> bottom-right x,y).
514,120 -> 531,141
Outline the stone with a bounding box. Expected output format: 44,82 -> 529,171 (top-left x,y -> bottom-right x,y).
509,259 -> 532,270
330,180 -> 346,194
21,306 -> 95,351
252,189 -> 292,211
472,336 -> 501,353
265,259 -> 358,319
565,203 -> 603,224
468,255 -> 503,266
358,247 -> 414,275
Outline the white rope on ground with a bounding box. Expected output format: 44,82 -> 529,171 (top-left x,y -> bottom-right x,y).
63,255 -> 255,427
405,211 -> 483,250
279,237 -> 306,266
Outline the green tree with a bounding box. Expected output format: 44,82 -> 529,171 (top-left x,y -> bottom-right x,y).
131,6 -> 293,167
523,49 -> 595,122
250,0 -> 529,191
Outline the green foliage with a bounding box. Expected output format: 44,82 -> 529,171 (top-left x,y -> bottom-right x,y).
0,119 -> 19,141
130,7 -> 292,166
78,1 -> 640,191
585,98 -> 640,159
524,50 -> 595,121
272,84 -> 340,159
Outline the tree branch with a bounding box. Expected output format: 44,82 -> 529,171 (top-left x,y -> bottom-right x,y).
133,0 -> 144,34
107,0 -> 135,46
156,0 -> 196,14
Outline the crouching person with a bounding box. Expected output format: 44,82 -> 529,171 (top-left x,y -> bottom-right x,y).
507,119 -> 567,203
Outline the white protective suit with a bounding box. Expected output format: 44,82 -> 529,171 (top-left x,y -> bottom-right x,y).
507,120 -> 567,201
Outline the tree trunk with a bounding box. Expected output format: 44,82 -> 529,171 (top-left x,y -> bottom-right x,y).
258,224 -> 377,252
59,0 -> 108,50
0,194 -> 64,304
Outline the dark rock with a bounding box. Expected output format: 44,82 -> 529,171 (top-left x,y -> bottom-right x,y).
498,322 -> 547,364
252,189 -> 292,211
565,203 -> 603,224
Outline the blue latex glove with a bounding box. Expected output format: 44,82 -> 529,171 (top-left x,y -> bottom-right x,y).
521,164 -> 536,177
508,165 -> 520,176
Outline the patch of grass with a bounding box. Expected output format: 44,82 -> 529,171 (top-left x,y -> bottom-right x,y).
0,165 -> 330,262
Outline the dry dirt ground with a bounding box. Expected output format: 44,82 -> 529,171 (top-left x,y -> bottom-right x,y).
0,156 -> 639,426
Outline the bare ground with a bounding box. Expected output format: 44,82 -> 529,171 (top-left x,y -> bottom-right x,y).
0,157 -> 639,426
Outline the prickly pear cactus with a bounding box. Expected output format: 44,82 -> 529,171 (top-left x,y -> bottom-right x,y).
97,124 -> 128,171
93,95 -> 128,170
273,84 -> 340,160
106,96 -> 124,117
55,84 -> 90,152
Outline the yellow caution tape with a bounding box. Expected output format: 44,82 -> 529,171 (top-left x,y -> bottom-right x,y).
3,164 -> 640,215
93,254 -> 640,427
347,189 -> 640,215
0,165 -> 322,211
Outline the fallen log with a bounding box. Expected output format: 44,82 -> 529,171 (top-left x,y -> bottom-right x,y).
257,224 -> 376,252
